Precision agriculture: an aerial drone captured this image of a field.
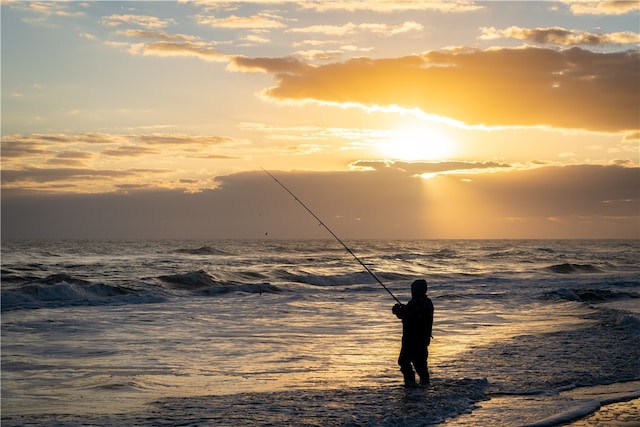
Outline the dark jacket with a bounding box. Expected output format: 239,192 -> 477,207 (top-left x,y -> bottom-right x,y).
393,296 -> 434,346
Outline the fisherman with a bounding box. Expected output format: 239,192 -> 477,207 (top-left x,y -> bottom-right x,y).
392,279 -> 434,388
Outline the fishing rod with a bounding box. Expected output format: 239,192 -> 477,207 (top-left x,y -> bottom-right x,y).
261,168 -> 401,304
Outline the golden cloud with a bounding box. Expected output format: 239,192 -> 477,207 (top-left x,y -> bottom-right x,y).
141,41 -> 229,62
293,49 -> 344,62
116,29 -> 200,42
299,0 -> 483,13
101,14 -> 176,30
1,132 -> 242,192
624,131 -> 640,141
480,26 -> 640,46
195,13 -> 285,29
287,21 -> 424,37
229,55 -> 312,73
561,0 -> 640,15
134,134 -> 234,146
101,146 -> 160,158
1,167 -> 168,185
234,46 -> 639,132
351,160 -> 511,175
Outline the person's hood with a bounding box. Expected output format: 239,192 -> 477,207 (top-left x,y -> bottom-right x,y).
411,279 -> 427,298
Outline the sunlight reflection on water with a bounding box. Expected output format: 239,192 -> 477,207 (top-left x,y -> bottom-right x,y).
2,289 -> 595,417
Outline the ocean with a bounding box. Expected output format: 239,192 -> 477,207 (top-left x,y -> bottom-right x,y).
1,239 -> 639,426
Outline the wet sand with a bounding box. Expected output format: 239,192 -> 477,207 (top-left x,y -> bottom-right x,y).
445,381 -> 640,426
568,398 -> 640,426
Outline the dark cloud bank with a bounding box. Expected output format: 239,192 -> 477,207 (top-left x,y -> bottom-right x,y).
2,165 -> 638,239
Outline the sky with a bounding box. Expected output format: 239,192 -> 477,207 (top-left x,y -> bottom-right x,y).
2,0 -> 639,240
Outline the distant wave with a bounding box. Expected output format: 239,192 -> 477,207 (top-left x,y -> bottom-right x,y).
545,263 -> 603,274
536,247 -> 557,254
158,270 -> 280,295
32,273 -> 92,286
175,246 -> 228,256
542,288 -> 639,303
198,282 -> 280,295
432,248 -> 459,259
0,269 -> 40,283
281,270 -> 379,286
158,270 -> 218,289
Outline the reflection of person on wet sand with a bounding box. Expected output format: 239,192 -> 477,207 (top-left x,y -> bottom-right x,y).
392,279 -> 434,388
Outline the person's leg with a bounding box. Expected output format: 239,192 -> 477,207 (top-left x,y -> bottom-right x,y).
412,346 -> 429,385
398,345 -> 417,386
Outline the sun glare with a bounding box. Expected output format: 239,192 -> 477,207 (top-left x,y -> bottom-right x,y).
378,125 -> 454,161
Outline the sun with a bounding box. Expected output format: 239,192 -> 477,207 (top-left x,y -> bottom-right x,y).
377,125 -> 455,161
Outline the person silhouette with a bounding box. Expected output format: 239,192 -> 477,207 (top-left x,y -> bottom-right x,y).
392,279 -> 434,387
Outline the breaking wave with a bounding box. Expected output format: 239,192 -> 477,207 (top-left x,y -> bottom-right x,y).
0,273 -> 158,311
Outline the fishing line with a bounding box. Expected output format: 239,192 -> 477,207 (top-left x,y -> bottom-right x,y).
261,168 -> 401,304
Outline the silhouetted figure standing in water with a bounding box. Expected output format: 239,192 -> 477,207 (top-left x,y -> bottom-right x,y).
392,279 -> 434,387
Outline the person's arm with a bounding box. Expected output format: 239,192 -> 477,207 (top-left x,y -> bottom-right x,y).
392,303 -> 406,319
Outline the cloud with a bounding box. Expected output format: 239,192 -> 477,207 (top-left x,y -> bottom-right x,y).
195,13 -> 286,29
359,21 -> 424,36
299,1 -> 483,13
2,164 -> 637,239
101,146 -> 159,158
101,14 -> 176,30
2,133 -> 128,149
139,41 -> 229,62
351,160 -> 511,175
1,134 -> 123,168
287,21 -> 424,37
624,131 -> 640,141
560,0 -> 640,15
294,49 -> 345,62
238,46 -> 639,132
1,167 -> 167,185
6,0 -> 86,21
1,139 -> 48,158
2,132 -> 237,153
229,55 -> 311,73
237,122 -> 383,147
78,31 -> 96,40
287,23 -> 358,37
188,154 -> 243,160
46,151 -> 94,167
116,29 -> 200,42
26,1 -> 68,15
52,151 -> 93,160
480,26 -> 640,46
458,164 -> 639,219
134,134 -> 234,146
240,34 -> 272,45
1,132 -> 243,192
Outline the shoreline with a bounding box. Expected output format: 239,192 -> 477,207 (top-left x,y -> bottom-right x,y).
567,397 -> 640,427
3,380 -> 639,426
444,380 -> 640,427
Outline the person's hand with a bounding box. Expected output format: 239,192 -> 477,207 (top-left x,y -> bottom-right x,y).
392,303 -> 403,315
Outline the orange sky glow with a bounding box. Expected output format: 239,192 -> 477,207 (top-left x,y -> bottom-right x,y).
2,1 -> 639,239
